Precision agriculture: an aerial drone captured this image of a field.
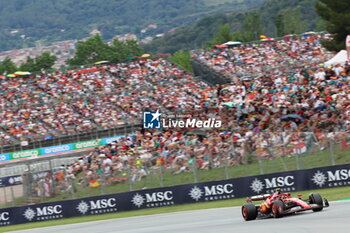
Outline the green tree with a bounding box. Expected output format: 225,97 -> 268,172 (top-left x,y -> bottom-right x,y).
231,31 -> 244,42
110,39 -> 143,62
0,64 -> 3,75
68,34 -> 113,66
170,50 -> 192,72
124,40 -> 143,58
208,24 -> 234,46
0,58 -> 17,75
275,7 -> 306,37
19,57 -> 35,72
68,35 -> 143,66
34,52 -> 57,72
285,7 -> 306,35
275,12 -> 285,37
315,19 -> 327,32
242,12 -> 263,41
19,52 -> 56,72
315,0 -> 350,51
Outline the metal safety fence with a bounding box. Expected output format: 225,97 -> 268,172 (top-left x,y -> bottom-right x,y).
0,131 -> 349,208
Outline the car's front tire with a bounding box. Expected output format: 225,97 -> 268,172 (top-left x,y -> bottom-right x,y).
242,203 -> 257,221
309,193 -> 323,212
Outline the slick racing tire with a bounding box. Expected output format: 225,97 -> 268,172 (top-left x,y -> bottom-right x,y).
242,203 -> 257,221
272,200 -> 285,218
309,193 -> 323,212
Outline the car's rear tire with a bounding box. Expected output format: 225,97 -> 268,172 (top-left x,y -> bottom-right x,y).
272,200 -> 285,218
242,203 -> 257,221
309,193 -> 323,212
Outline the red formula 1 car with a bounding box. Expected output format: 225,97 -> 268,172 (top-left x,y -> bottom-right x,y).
241,189 -> 329,221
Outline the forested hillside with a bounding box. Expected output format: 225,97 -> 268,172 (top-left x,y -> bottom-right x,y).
143,0 -> 325,54
0,0 -> 265,51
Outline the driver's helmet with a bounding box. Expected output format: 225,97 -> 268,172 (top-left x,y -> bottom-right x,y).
274,188 -> 281,194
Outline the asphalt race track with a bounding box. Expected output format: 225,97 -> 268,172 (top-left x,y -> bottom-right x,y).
9,201 -> 349,233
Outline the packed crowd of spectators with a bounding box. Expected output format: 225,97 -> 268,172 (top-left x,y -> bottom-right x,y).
0,33 -> 348,154
187,34 -> 350,161
14,33 -> 350,194
52,58 -> 350,189
0,59 -> 211,144
193,34 -> 333,80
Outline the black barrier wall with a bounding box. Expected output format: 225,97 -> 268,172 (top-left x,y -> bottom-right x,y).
191,59 -> 230,85
1,163 -> 350,226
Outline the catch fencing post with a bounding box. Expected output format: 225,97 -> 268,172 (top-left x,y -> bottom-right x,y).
295,135 -> 302,170
223,152 -> 230,179
329,139 -> 336,166
100,173 -> 106,195
127,166 -> 133,192
295,154 -> 301,170
3,187 -> 7,207
0,188 -> 3,208
159,164 -> 164,187
192,156 -> 199,183
27,162 -> 32,204
258,156 -> 264,175
84,175 -> 91,198
170,161 -> 176,186
40,182 -> 44,203
10,186 -> 15,207
49,159 -> 56,196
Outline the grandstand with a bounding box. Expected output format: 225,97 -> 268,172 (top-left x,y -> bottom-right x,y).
0,59 -> 214,146
0,33 -> 350,207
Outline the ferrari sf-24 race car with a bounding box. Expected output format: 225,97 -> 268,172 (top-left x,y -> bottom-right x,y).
241,189 -> 329,221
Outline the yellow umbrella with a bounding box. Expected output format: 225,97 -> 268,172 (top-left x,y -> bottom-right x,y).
14,71 -> 31,75
7,74 -> 16,77
141,54 -> 151,58
94,61 -> 109,65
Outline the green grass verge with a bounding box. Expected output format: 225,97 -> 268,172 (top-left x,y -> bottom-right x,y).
2,186 -> 350,232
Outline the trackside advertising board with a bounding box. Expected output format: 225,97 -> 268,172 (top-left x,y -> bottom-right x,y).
0,135 -> 131,165
1,163 -> 350,226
